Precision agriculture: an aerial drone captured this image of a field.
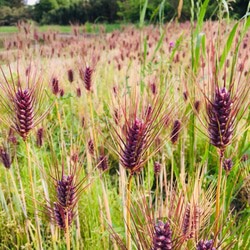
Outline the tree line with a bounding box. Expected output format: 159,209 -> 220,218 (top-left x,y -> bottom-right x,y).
0,0 -> 248,26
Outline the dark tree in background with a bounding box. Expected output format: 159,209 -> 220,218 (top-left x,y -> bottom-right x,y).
0,0 -> 249,26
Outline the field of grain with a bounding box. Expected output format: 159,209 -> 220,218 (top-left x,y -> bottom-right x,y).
0,15 -> 249,250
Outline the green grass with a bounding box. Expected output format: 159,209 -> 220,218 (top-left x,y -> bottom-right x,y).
0,23 -> 123,34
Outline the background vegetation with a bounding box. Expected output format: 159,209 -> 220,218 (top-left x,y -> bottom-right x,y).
0,0 -> 249,26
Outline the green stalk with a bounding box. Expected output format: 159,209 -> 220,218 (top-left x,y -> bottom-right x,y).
65,210 -> 70,250
126,173 -> 133,250
25,140 -> 43,250
214,150 -> 223,244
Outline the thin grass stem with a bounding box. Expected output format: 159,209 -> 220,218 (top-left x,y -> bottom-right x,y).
126,173 -> 133,250
25,140 -> 43,250
65,210 -> 70,250
215,151 -> 223,244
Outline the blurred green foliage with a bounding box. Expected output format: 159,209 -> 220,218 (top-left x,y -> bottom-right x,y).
0,0 -> 249,26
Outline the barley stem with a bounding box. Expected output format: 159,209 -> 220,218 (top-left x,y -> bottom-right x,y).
215,151 -> 223,244
126,173 -> 133,250
88,93 -> 97,150
100,174 -> 118,250
55,100 -> 61,127
25,140 -> 43,250
65,210 -> 70,250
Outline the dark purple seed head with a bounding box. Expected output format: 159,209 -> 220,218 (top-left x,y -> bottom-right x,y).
171,120 -> 181,144
241,153 -> 248,162
88,139 -> 94,156
83,67 -> 93,91
98,155 -> 109,172
59,89 -> 64,97
182,203 -> 201,239
120,118 -> 147,172
152,220 -> 172,250
194,100 -> 201,113
151,82 -> 156,95
76,87 -> 81,97
154,161 -> 161,175
56,175 -> 76,208
14,89 -> 34,140
145,104 -> 152,119
52,78 -> 59,95
71,153 -> 79,164
53,202 -> 74,231
183,91 -> 188,101
208,87 -> 233,150
223,158 -> 233,175
68,69 -> 74,83
196,239 -> 216,250
81,116 -> 85,128
0,147 -> 11,169
36,127 -> 44,148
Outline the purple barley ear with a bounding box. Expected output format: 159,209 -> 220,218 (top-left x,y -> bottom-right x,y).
196,239 -> 216,250
68,69 -> 74,83
88,139 -> 94,156
56,175 -> 76,207
59,89 -> 64,97
183,91 -> 188,101
207,87 -> 233,151
144,104 -> 152,120
53,202 -> 74,232
51,77 -> 60,96
223,158 -> 233,176
81,116 -> 85,128
120,118 -> 146,173
152,220 -> 172,250
171,120 -> 181,144
14,89 -> 34,140
182,203 -> 201,240
98,155 -> 109,172
0,147 -> 11,169
83,67 -> 93,91
71,152 -> 79,164
154,161 -> 161,175
76,87 -> 81,97
194,100 -> 201,113
150,82 -> 156,95
241,153 -> 248,162
36,127 -> 44,148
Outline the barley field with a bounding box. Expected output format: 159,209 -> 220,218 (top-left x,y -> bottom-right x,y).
0,6 -> 249,250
